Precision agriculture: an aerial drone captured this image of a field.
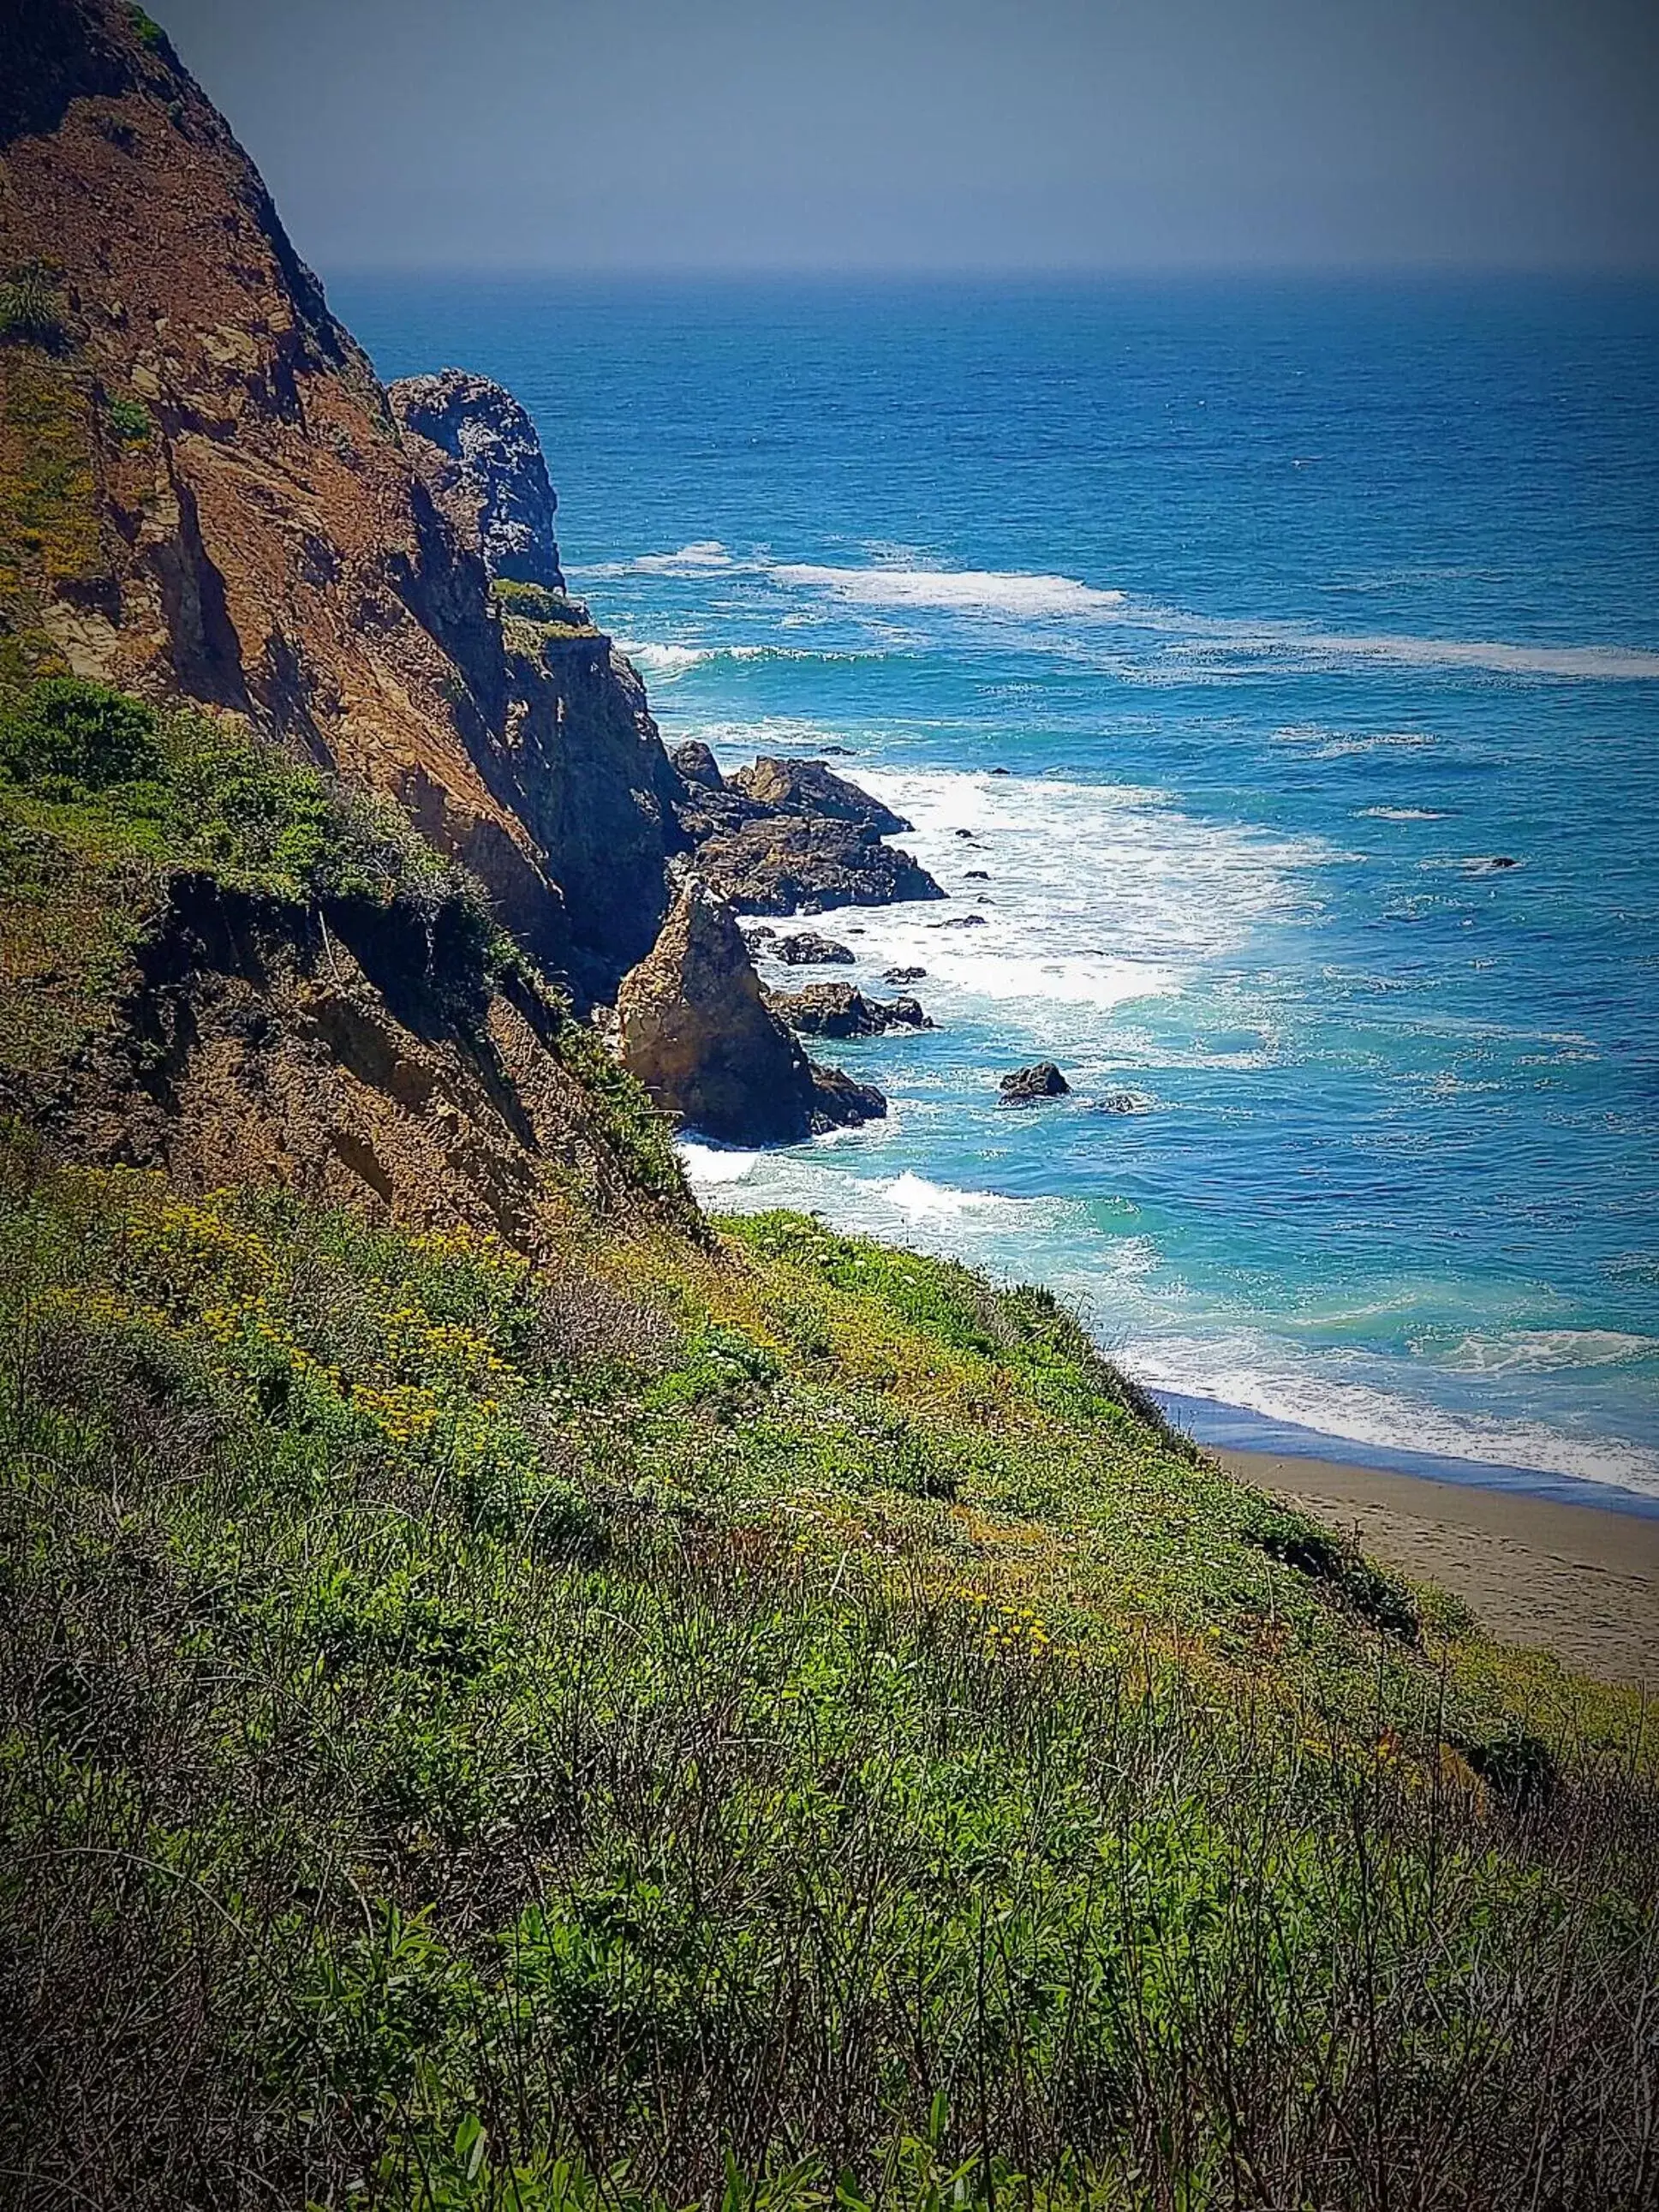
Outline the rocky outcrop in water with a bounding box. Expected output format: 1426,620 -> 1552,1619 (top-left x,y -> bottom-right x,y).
773,930 -> 855,966
617,885 -> 885,1144
670,750 -> 943,917
1000,1061 -> 1071,1102
388,368 -> 566,591
694,816 -> 942,915
766,983 -> 932,1037
728,756 -> 910,837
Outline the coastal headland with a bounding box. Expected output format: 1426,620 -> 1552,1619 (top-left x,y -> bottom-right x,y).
1,4 -> 1654,2205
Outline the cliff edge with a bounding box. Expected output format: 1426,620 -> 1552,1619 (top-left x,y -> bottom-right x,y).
0,0 -> 677,995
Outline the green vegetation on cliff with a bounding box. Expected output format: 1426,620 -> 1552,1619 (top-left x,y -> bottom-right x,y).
0,676 -> 498,1068
1,1128 -> 1654,2211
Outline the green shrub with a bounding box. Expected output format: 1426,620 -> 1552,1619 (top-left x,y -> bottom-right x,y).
491,579 -> 572,622
0,260 -> 70,352
123,2 -> 166,49
0,675 -> 160,789
104,392 -> 153,445
156,708 -> 334,879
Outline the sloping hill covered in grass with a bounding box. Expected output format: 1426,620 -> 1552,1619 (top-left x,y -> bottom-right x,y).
3,1126 -> 1654,2209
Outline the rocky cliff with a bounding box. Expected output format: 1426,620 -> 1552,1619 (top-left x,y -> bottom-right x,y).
388,368 -> 566,593
0,0 -> 948,1211
617,883 -> 885,1145
0,0 -> 676,997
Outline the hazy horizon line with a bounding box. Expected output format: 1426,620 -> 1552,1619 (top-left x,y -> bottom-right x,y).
326,260 -> 1659,286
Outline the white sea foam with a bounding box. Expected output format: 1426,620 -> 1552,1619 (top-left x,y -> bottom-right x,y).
1179,625 -> 1659,681
737,556 -> 1659,679
1439,1329 -> 1659,1377
1126,1331 -> 1659,1496
620,640 -> 895,679
770,562 -> 1129,619
880,1171 -> 1024,1223
676,1141 -> 761,1186
677,1146 -> 1065,1252
1356,806 -> 1449,822
622,641 -> 713,674
1273,725 -> 1437,759
809,766 -> 1324,1025
629,541 -> 736,574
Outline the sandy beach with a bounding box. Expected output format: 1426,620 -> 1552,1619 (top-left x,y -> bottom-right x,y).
1220,1449 -> 1659,1686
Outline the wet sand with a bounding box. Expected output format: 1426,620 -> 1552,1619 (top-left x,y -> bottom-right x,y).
1219,1449 -> 1659,1686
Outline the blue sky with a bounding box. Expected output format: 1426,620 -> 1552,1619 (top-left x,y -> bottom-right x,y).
161,0 -> 1659,274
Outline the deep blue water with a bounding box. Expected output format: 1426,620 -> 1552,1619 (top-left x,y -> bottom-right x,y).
340,275 -> 1659,1502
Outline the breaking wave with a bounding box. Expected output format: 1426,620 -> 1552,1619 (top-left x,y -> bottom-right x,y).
769,562 -> 1130,619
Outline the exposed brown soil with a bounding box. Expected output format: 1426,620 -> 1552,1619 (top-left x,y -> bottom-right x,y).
3,871 -> 695,1250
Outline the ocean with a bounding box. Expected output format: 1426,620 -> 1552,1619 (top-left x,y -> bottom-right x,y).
340,274 -> 1659,1507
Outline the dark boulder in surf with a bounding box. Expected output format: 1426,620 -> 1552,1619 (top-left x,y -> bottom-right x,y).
999,1061 -> 1071,1103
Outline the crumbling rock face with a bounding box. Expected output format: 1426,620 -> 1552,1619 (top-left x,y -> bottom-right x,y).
0,0 -> 687,1002
3,873 -> 694,1247
388,369 -> 566,591
616,885 -> 884,1145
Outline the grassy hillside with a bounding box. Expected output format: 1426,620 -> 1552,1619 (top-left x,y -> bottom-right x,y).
2,1130 -> 1654,2209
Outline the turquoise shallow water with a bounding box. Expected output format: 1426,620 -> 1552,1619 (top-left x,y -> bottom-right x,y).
341,276 -> 1659,1502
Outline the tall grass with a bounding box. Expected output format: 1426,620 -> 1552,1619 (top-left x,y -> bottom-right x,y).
1,1145 -> 1654,2209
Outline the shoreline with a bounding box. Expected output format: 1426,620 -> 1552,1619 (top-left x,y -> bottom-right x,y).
1214,1444 -> 1659,1684
1155,1387 -> 1659,1520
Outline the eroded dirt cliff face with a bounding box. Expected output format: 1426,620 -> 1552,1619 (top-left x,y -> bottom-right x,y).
0,0 -> 677,996
8,869 -> 693,1247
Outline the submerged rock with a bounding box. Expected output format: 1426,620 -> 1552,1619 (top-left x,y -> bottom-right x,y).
884,966 -> 928,983
388,368 -> 564,589
766,983 -> 933,1037
617,885 -> 885,1144
999,1061 -> 1071,1103
773,930 -> 855,966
